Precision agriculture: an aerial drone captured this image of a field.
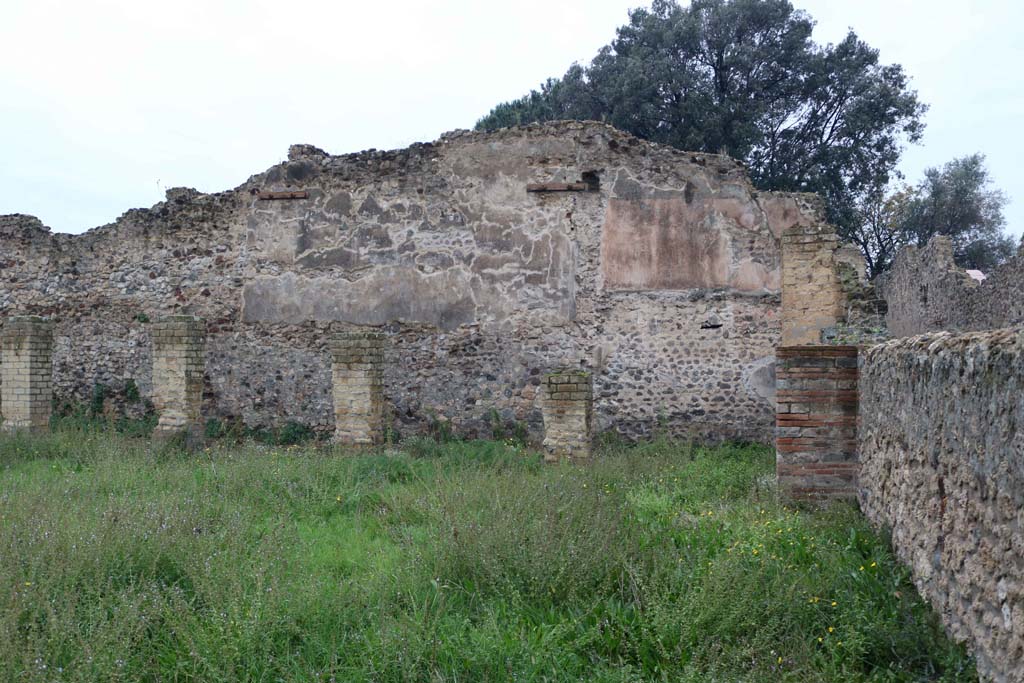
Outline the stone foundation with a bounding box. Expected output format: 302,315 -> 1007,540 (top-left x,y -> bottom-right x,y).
541,370 -> 593,463
0,316 -> 54,432
151,316 -> 206,443
329,332 -> 385,446
775,346 -> 858,501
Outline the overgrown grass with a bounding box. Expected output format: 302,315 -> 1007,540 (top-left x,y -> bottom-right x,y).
0,427 -> 975,682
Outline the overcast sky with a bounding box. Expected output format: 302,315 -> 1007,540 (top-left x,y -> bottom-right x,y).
2,0 -> 1021,240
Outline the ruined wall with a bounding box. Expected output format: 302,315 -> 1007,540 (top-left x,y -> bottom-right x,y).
0,121 -> 841,442
880,235 -> 1024,337
859,329 -> 1023,682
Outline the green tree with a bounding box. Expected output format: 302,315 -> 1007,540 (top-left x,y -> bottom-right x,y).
898,154 -> 1014,272
848,185 -> 914,278
477,0 -> 926,241
850,155 -> 1014,276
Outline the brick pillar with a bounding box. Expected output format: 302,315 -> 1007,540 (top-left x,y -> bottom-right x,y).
151,316 -> 206,443
329,332 -> 385,446
776,346 -> 859,502
0,316 -> 54,432
541,370 -> 593,463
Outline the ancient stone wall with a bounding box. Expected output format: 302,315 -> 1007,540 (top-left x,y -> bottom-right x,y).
778,195 -> 848,346
0,121 -> 844,442
880,235 -> 1024,337
775,346 -> 859,501
859,328 -> 1023,682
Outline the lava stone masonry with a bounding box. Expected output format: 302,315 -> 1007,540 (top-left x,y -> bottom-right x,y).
859,328 -> 1023,683
0,122 -> 848,443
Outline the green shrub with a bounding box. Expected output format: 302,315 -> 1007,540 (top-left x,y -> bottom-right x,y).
89,382 -> 108,417
123,378 -> 141,403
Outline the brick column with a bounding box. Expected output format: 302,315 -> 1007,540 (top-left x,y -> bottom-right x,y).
329,332 -> 385,446
1,316 -> 54,432
776,346 -> 859,502
151,316 -> 206,443
541,370 -> 593,463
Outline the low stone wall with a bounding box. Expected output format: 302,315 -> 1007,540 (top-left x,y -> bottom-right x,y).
859,328 -> 1023,682
775,346 -> 859,501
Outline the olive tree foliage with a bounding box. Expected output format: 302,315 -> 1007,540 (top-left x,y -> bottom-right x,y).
894,154 -> 1014,273
848,155 -> 1015,276
477,0 -> 927,251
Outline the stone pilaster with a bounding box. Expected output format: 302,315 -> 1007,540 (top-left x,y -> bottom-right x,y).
541,370 -> 593,463
780,208 -> 846,346
1,316 -> 54,432
151,316 -> 206,443
329,332 -> 385,446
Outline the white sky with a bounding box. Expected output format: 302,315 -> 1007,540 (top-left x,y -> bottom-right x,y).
1,0 -> 1021,239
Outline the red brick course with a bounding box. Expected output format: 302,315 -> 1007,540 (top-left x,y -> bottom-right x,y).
776,346 -> 859,502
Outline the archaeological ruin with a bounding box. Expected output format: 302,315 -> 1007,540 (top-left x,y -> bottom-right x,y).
1,120 -> 1021,681
0,121 -> 853,444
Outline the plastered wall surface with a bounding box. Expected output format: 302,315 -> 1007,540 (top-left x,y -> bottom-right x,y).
859,328 -> 1024,683
0,121 -> 841,441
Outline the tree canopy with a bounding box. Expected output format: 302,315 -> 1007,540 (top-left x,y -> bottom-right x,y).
848,154 -> 1015,277
477,0 -> 927,252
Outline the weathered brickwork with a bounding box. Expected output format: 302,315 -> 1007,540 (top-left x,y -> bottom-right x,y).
879,235 -> 1024,337
329,332 -> 385,445
859,329 -> 1023,683
779,195 -> 848,346
541,370 -> 593,463
0,122 -> 851,443
775,346 -> 858,501
151,316 -> 206,442
0,316 -> 54,431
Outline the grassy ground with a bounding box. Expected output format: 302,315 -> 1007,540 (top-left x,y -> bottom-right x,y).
0,427 -> 975,682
